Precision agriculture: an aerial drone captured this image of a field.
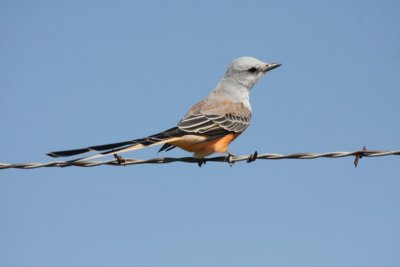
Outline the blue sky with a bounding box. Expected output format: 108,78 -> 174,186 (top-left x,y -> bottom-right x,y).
1,1 -> 399,266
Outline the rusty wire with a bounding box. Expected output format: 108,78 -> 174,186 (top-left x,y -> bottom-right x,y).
1,148 -> 399,170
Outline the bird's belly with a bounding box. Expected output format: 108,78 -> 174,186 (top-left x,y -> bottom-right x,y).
170,133 -> 239,158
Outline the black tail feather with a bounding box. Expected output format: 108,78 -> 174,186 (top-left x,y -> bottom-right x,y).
47,140 -> 137,158
158,143 -> 176,153
47,127 -> 184,158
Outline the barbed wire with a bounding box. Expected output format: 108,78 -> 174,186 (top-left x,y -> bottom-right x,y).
1,148 -> 399,170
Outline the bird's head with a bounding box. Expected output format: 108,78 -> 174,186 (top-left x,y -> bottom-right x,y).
224,56 -> 281,90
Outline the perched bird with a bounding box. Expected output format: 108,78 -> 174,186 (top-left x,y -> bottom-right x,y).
47,56 -> 280,161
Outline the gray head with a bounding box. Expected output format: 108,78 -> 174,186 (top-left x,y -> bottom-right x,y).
224,56 -> 281,89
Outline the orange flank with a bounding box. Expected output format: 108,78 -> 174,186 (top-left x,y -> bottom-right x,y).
169,133 -> 240,158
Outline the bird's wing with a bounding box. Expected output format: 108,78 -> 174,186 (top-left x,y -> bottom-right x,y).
178,99 -> 252,134
159,99 -> 252,152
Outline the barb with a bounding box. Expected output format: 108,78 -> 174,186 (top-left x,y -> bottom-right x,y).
1,148 -> 399,170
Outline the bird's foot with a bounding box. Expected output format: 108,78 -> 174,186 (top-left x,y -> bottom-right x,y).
225,152 -> 237,167
197,158 -> 206,167
114,154 -> 126,166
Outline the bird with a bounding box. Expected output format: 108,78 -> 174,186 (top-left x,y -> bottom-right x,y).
47,56 -> 281,161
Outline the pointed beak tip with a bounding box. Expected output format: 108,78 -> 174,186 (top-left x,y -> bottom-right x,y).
265,63 -> 281,72
272,63 -> 282,68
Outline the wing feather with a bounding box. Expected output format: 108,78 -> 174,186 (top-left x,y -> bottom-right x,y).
177,100 -> 252,135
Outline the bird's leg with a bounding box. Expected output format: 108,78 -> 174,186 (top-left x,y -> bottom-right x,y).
225,151 -> 237,167
114,154 -> 126,166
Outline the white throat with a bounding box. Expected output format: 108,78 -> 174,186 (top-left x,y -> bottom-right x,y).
207,77 -> 252,110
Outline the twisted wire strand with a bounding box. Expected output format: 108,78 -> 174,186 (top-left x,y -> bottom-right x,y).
1,149 -> 399,170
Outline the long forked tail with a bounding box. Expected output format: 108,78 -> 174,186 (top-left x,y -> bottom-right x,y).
47,127 -> 184,159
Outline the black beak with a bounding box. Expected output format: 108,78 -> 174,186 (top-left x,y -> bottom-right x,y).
264,63 -> 281,72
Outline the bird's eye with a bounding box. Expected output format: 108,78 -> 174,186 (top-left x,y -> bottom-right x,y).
247,67 -> 258,73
